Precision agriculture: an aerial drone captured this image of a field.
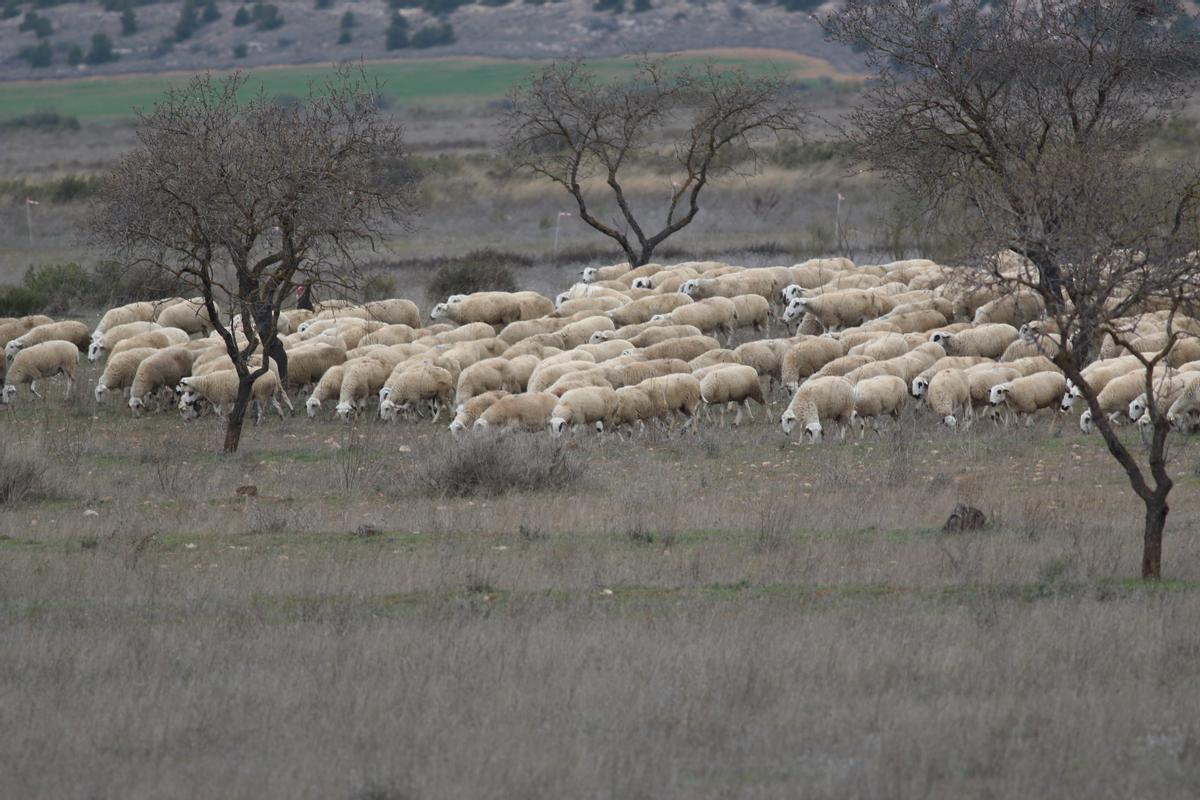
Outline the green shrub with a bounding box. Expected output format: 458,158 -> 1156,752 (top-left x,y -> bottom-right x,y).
19,41 -> 53,68
120,7 -> 137,34
340,9 -> 354,27
361,273 -> 397,301
19,11 -> 53,37
0,447 -> 52,506
233,42 -> 248,58
67,45 -> 83,66
385,13 -> 409,49
0,285 -> 48,316
253,2 -> 283,30
233,5 -> 250,25
410,22 -> 454,48
426,250 -> 524,300
85,33 -> 117,65
21,262 -> 92,313
0,111 -> 79,132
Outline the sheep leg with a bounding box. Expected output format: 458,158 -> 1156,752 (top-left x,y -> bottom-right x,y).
29,381 -> 43,400
279,389 -> 295,413
254,400 -> 264,425
272,397 -> 286,419
733,403 -> 744,427
63,376 -> 74,400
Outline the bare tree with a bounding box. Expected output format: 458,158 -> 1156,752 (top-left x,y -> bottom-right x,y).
91,67 -> 418,453
824,0 -> 1200,578
502,58 -> 804,266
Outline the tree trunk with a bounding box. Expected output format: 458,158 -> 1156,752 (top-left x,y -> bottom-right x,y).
1142,496 -> 1167,580
222,376 -> 255,454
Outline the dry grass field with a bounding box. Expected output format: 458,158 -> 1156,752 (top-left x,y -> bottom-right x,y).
3,358 -> 1200,798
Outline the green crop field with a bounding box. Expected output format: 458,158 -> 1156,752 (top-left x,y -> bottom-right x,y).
0,54 -> 837,122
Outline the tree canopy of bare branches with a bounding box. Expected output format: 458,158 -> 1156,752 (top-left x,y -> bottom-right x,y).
91,66 -> 418,452
825,0 -> 1200,577
501,57 -> 804,266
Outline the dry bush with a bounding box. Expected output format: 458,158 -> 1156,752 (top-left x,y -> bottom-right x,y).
0,446 -> 52,506
413,433 -> 586,497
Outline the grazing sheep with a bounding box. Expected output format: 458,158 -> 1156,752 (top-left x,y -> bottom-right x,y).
474,392 -> 559,432
360,299 -> 421,327
305,365 -> 345,417
574,339 -> 634,362
283,343 -> 347,392
911,356 -> 992,397
6,320 -> 91,360
545,369 -> 614,397
810,354 -> 875,381
924,369 -> 971,427
635,373 -> 702,431
607,385 -> 659,433
781,376 -> 854,441
455,357 -> 522,405
783,291 -> 894,331
1060,355 -> 1145,411
449,390 -> 509,434
633,335 -> 721,363
93,301 -> 158,339
1079,368 -> 1171,432
729,294 -> 771,334
607,294 -> 694,327
850,333 -> 909,361
527,360 -> 597,394
989,372 -> 1069,425
850,375 -> 908,436
663,298 -> 738,343
330,358 -> 390,421
549,386 -> 619,435
580,264 -> 633,284
2,341 -> 79,404
128,347 -> 196,415
380,363 -> 455,422
155,298 -> 217,336
698,364 -> 766,427
498,317 -> 568,345
110,328 -> 192,356
0,315 -> 53,351
603,357 -> 691,388
1166,373 -> 1200,427
628,324 -> 704,348
557,315 -> 616,348
87,321 -> 163,362
552,296 -> 625,317
973,292 -> 1045,326
430,292 -> 552,326
94,347 -> 158,404
179,370 -> 291,422
358,324 -> 421,347
929,324 -> 1019,359
781,337 -> 845,391
690,349 -> 741,371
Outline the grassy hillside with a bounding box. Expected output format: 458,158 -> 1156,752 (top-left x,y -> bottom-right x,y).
0,51 -> 846,121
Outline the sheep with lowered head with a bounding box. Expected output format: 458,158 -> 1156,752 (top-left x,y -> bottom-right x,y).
6,320 -> 90,360
474,392 -> 559,432
449,390 -> 509,434
850,375 -> 908,436
2,340 -> 80,404
781,375 -> 854,442
95,347 -> 158,404
380,362 -> 455,422
88,321 -> 163,362
549,386 -> 619,435
178,370 -> 292,422
128,346 -> 196,416
989,371 -> 1068,426
698,364 -> 766,427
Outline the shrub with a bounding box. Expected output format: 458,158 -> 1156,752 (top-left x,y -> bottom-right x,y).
233,5 -> 250,25
340,9 -> 354,27
201,0 -> 220,23
410,22 -> 455,48
315,0 -> 333,7
120,7 -> 137,34
19,41 -> 53,68
631,0 -> 650,11
0,447 -> 51,506
253,3 -> 283,30
593,0 -> 623,11
67,44 -> 83,66
426,251 -> 522,299
361,273 -> 397,301
21,262 -> 92,313
19,11 -> 53,37
414,434 -> 586,497
0,285 -> 47,316
0,110 -> 80,132
337,29 -> 351,43
233,42 -> 248,58
385,13 -> 409,49
1,0 -> 19,19
85,33 -> 117,65
174,1 -> 198,40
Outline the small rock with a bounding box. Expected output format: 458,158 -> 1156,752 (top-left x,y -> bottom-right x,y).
943,503 -> 987,534
235,485 -> 258,497
83,509 -> 99,517
353,524 -> 381,538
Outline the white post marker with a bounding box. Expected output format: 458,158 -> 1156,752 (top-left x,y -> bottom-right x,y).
553,211 -> 571,256
25,197 -> 39,246
835,192 -> 844,253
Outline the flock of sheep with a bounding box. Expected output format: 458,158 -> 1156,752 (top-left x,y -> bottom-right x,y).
4,255 -> 1200,442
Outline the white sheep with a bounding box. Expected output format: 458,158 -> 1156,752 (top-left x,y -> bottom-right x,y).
155,298 -> 218,336
973,292 -> 1045,327
6,320 -> 91,360
628,324 -> 704,348
663,298 -> 738,343
128,347 -> 196,415
781,337 -> 845,391
782,291 -> 894,331
603,358 -> 691,389
110,327 -> 191,356
449,390 -> 509,434
910,356 -> 991,398
549,386 -> 619,435
1166,373 -> 1200,427
455,357 -> 521,405
924,369 -> 971,427
633,373 -> 702,431
607,294 -> 694,326
88,321 -> 163,362
178,370 -> 291,422
781,376 -> 854,442
333,357 -> 392,421
698,364 -> 766,427
306,365 -> 345,417
989,372 -> 1069,426
2,341 -> 80,403
929,324 -> 1019,359
93,301 -> 158,339
380,363 -> 455,422
474,392 -> 559,432
94,347 -> 158,404
283,343 -> 348,392
633,335 -> 721,363
850,375 -> 908,436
